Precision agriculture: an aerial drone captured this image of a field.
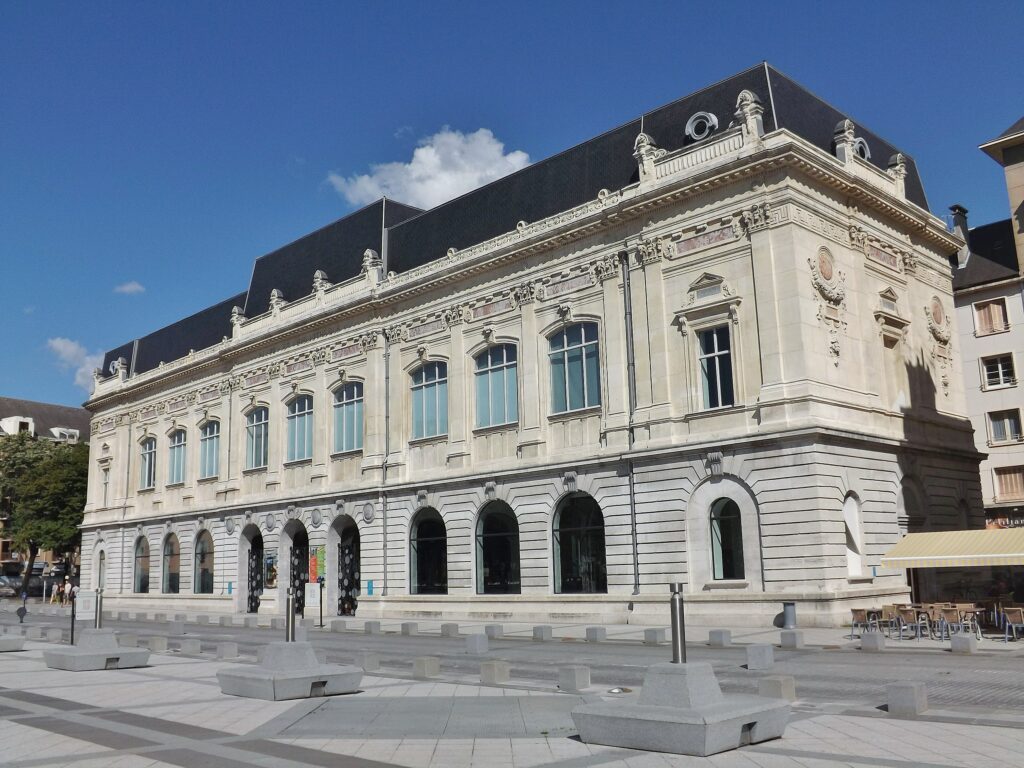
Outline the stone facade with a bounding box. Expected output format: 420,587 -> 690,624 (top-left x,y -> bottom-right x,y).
82,78 -> 981,627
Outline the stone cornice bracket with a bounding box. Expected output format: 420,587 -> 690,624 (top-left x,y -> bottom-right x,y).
738,202 -> 771,237
887,153 -> 908,198
416,345 -> 427,359
384,324 -> 408,344
312,269 -> 331,294
734,90 -> 765,142
415,489 -> 429,509
706,450 -> 724,479
269,289 -> 286,315
848,225 -> 867,250
589,252 -> 619,282
511,281 -> 538,307
562,471 -> 578,493
556,303 -> 574,323
484,481 -> 497,501
633,132 -> 665,183
443,304 -> 469,327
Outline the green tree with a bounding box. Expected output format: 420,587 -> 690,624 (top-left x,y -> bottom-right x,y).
0,434 -> 88,596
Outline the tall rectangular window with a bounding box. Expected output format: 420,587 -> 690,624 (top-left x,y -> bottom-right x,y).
983,355 -> 1016,388
996,467 -> 1024,501
698,325 -> 735,409
411,362 -> 448,440
167,430 -> 186,485
975,299 -> 1009,335
286,395 -> 313,461
333,383 -> 364,453
246,407 -> 269,469
139,437 -> 156,490
990,410 -> 1023,443
549,322 -> 601,414
199,421 -> 220,479
475,344 -> 519,428
101,467 -> 110,507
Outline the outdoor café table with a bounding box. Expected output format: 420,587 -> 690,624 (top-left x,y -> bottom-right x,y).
958,607 -> 985,640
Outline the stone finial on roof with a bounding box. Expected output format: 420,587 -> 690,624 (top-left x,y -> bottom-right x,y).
312,270 -> 331,293
735,90 -> 764,140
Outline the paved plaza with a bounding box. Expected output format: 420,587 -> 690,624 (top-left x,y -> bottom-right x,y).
3,607 -> 1024,767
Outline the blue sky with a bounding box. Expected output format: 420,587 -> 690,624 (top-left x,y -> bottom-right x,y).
2,1 -> 1021,408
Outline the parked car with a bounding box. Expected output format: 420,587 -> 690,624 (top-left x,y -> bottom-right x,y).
0,576 -> 17,598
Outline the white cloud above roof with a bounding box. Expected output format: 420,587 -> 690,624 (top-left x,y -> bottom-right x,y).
328,127 -> 530,210
47,337 -> 102,393
114,280 -> 146,295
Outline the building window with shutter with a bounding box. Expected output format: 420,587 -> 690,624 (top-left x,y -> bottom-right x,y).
975,299 -> 1009,336
989,410 -> 1023,444
996,467 -> 1024,501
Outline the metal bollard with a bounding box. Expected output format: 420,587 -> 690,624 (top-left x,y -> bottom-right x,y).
285,587 -> 296,642
670,581 -> 687,663
782,601 -> 797,630
94,589 -> 104,630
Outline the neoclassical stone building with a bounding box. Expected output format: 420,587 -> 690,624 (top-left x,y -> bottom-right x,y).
82,65 -> 982,626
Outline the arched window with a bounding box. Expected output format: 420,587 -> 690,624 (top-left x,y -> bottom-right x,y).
139,437 -> 156,489
333,383 -> 364,453
133,537 -> 150,593
474,345 -> 518,428
194,530 -> 214,594
167,429 -> 187,485
246,407 -> 269,469
163,534 -> 180,593
97,550 -> 106,590
411,362 -> 448,440
553,493 -> 607,593
199,421 -> 220,479
843,494 -> 864,577
549,322 -> 601,413
710,498 -> 744,580
476,502 -> 520,594
286,395 -> 314,462
410,508 -> 447,594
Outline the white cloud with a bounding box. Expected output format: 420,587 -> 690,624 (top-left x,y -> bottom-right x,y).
114,280 -> 145,295
328,127 -> 530,210
47,337 -> 103,394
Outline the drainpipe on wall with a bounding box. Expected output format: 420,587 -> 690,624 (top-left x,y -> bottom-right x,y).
381,333 -> 390,597
120,425 -> 133,595
619,249 -> 641,597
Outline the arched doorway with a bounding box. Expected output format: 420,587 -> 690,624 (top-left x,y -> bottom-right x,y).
283,520 -> 309,615
240,524 -> 264,613
331,515 -> 360,615
553,493 -> 607,594
476,501 -> 520,594
709,498 -> 744,581
410,508 -> 447,595
134,537 -> 150,594
193,530 -> 214,594
162,533 -> 180,594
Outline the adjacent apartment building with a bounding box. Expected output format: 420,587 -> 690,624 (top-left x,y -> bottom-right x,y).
82,64 -> 981,626
953,117 -> 1024,530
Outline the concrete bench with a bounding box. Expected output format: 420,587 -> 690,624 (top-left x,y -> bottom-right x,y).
243,616 -> 259,628
26,627 -> 44,640
43,629 -> 150,671
178,638 -> 202,655
0,636 -> 26,652
585,627 -> 606,643
270,617 -> 286,631
168,620 -> 186,636
217,641 -> 362,701
45,628 -> 63,643
413,657 -> 440,679
117,633 -> 138,647
330,619 -> 347,633
218,616 -> 234,627
862,633 -> 886,652
951,635 -> 978,654
147,637 -> 169,652
532,625 -> 553,642
780,630 -> 804,650
117,611 -> 131,621
480,660 -> 510,684
465,634 -> 489,654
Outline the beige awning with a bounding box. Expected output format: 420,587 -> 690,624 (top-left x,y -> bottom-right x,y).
881,529 -> 1024,569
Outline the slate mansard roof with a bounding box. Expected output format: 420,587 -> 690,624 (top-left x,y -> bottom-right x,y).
0,397 -> 91,440
952,218 -> 1021,291
101,63 -> 930,381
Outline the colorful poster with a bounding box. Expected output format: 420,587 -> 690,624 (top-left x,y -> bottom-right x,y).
308,546 -> 325,581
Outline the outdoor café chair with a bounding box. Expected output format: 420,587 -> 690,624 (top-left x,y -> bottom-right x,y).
896,607 -> 929,640
850,608 -> 879,638
1003,608 -> 1024,643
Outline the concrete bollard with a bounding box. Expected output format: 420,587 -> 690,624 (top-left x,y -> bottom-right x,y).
174,613 -> 187,622
643,628 -> 666,645
270,617 -> 286,631
558,665 -> 591,694
440,623 -> 460,637
401,622 -> 419,636
585,627 -> 607,643
148,636 -> 169,652
118,633 -> 139,647
218,616 -> 234,627
951,635 -> 978,655
329,619 -> 347,633
708,629 -> 732,648
295,625 -> 309,642
888,682 -> 928,716
862,633 -> 886,652
465,634 -> 489,654
480,660 -> 510,684
780,630 -> 805,650
413,657 -> 440,679
45,628 -> 63,643
117,611 -> 130,621
154,613 -> 167,623
216,642 -> 239,660
746,644 -> 774,670
243,616 -> 258,628
169,620 -> 186,636
26,627 -> 43,640
484,624 -> 503,639
533,625 -> 553,642
195,615 -> 210,625
358,651 -> 381,672
179,638 -> 202,655
364,621 -> 381,635
759,675 -> 797,701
